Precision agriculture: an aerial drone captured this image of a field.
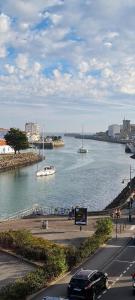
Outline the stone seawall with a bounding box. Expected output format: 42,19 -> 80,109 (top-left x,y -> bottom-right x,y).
0,152 -> 42,172
105,176 -> 135,210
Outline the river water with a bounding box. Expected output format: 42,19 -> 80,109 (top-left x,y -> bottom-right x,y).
0,136 -> 133,218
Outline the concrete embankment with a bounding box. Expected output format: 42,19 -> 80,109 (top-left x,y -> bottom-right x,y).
0,152 -> 42,172
105,176 -> 135,210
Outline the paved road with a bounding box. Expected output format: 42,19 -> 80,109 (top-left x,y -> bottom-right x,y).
31,224 -> 135,300
99,237 -> 135,300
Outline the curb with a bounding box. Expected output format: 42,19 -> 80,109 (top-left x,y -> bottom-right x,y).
0,247 -> 40,268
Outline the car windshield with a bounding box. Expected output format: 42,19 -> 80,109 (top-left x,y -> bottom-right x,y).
71,279 -> 89,288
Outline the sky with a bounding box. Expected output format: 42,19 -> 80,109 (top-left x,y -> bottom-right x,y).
0,0 -> 135,133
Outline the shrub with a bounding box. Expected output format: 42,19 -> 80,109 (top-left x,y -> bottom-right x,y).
95,218 -> 113,236
0,269 -> 45,300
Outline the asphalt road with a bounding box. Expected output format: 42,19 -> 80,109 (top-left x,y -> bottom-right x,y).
31,226 -> 135,300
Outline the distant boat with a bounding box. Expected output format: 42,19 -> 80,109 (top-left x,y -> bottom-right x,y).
78,127 -> 88,153
36,165 -> 56,177
36,129 -> 56,176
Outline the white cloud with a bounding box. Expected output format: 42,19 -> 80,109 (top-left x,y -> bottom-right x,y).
1,0 -> 135,130
0,13 -> 10,32
4,64 -> 15,74
33,62 -> 41,74
19,22 -> 30,31
104,42 -> 112,48
15,53 -> 28,71
0,46 -> 7,58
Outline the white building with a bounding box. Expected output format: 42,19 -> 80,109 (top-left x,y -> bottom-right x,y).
108,124 -> 121,138
0,140 -> 14,154
25,122 -> 40,142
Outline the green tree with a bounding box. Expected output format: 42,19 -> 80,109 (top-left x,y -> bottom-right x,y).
4,128 -> 29,154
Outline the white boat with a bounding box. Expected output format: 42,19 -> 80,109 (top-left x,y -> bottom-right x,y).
78,127 -> 88,153
78,147 -> 88,153
36,165 -> 56,177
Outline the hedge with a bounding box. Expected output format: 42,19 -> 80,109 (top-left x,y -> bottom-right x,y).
0,218 -> 113,299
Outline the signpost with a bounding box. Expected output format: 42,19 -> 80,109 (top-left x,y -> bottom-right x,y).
75,207 -> 87,230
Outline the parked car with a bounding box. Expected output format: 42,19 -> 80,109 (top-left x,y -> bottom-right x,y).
67,268 -> 108,300
41,296 -> 68,300
131,273 -> 135,294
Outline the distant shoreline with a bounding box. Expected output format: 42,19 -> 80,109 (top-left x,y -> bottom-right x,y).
64,133 -> 127,144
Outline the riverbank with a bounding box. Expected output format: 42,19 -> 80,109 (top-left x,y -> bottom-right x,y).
0,152 -> 42,172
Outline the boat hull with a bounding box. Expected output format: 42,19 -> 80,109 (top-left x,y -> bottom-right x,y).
36,166 -> 56,177
78,147 -> 88,153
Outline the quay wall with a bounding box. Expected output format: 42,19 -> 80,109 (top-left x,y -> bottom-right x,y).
0,152 -> 42,172
104,176 -> 135,210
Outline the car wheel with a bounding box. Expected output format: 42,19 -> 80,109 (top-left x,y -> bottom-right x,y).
105,279 -> 109,289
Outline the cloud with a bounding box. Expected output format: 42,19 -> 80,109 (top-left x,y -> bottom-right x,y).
0,0 -> 135,130
0,13 -> 10,32
0,46 -> 7,57
15,53 -> 28,71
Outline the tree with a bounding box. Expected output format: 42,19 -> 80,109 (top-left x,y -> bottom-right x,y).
4,128 -> 29,154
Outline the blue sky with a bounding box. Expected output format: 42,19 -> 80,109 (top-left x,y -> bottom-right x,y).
0,0 -> 135,132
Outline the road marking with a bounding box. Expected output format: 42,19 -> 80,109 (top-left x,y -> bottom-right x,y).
130,225 -> 135,230
97,295 -> 102,299
123,270 -> 126,274
127,266 -> 130,270
114,259 -> 133,263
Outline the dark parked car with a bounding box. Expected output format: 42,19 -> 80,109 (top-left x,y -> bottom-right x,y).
67,269 -> 108,300
42,296 -> 68,300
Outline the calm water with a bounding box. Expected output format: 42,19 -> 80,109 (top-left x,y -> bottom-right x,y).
0,137 -> 134,218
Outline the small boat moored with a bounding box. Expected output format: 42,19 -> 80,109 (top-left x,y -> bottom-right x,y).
78,147 -> 88,153
36,165 -> 56,177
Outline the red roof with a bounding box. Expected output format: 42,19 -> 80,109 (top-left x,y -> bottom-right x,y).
0,139 -> 6,146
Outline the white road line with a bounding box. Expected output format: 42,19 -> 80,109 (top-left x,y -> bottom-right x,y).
127,267 -> 130,270
130,225 -> 135,230
123,270 -> 126,274
114,259 -> 133,263
97,295 -> 102,299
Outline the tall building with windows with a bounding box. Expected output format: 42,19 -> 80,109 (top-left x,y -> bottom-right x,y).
25,122 -> 40,142
108,124 -> 120,138
25,122 -> 40,135
121,119 -> 131,139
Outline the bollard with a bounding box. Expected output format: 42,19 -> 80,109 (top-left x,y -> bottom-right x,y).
120,224 -> 122,233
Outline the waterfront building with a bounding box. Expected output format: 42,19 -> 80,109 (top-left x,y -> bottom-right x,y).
108,124 -> 121,138
120,119 -> 131,139
25,122 -> 40,142
0,139 -> 14,154
130,124 -> 135,138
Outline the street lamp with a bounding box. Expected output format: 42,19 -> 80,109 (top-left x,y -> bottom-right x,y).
122,165 -> 135,222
